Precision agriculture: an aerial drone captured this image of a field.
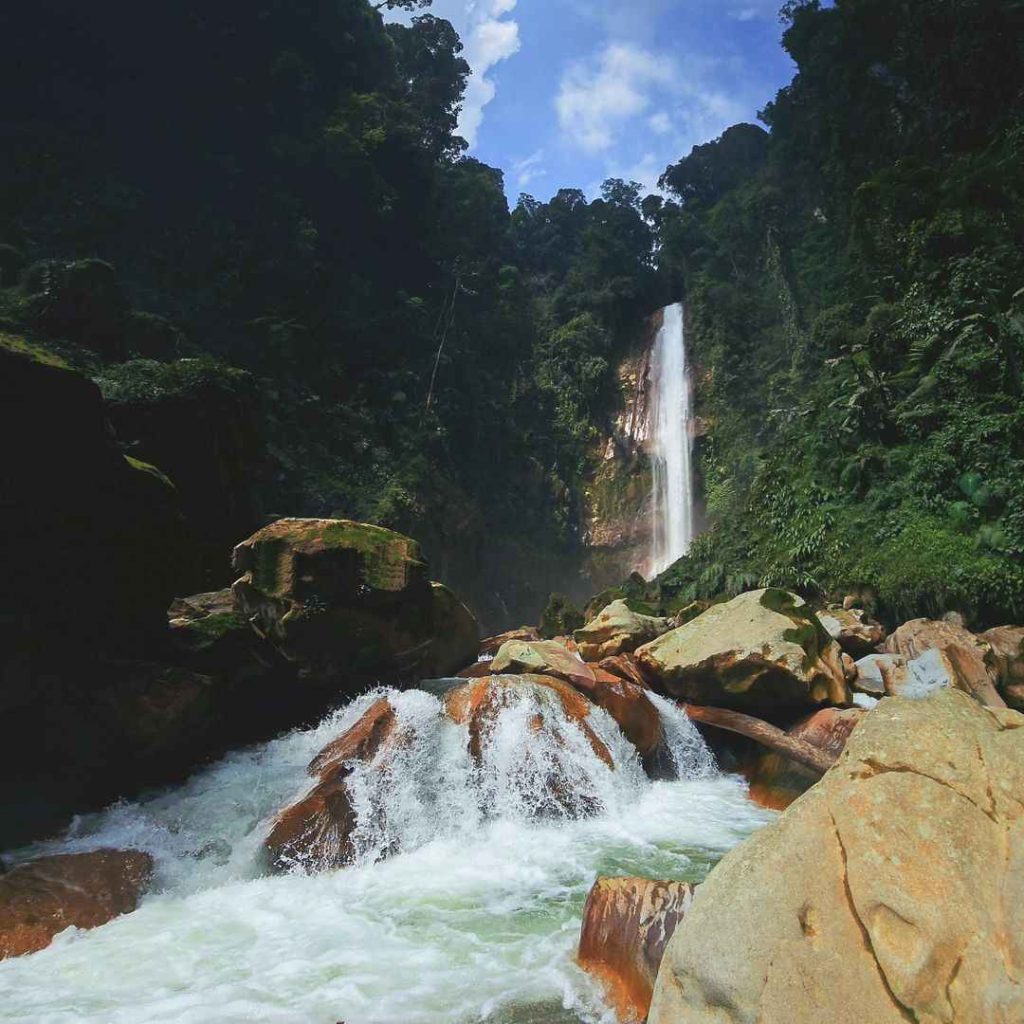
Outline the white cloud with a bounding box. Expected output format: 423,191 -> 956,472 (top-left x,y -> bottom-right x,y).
388,0 -> 520,149
648,111 -> 673,135
511,150 -> 546,190
556,44 -> 677,153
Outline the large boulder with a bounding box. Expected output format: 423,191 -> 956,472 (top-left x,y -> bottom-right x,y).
490,639 -> 596,690
981,626 -> 1024,711
649,690 -> 1024,1024
817,605 -> 886,658
883,617 -> 1003,707
578,877 -> 696,1024
635,590 -> 850,716
575,599 -> 672,662
747,707 -> 865,810
478,627 -> 540,658
232,518 -> 478,690
0,850 -> 152,960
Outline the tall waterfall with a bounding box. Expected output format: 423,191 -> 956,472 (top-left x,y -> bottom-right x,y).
650,301 -> 695,575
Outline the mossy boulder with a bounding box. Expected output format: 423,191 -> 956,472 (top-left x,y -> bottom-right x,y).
635,589 -> 851,716
575,599 -> 673,662
231,518 -> 478,690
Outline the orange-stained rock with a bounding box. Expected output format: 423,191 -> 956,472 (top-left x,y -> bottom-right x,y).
573,668 -> 666,766
307,698 -> 397,776
747,707 -> 866,811
598,653 -> 652,690
478,627 -> 540,658
265,698 -> 399,872
0,850 -> 152,960
445,675 -> 614,770
883,617 -> 1004,707
578,876 -> 696,1023
552,635 -> 580,654
490,639 -> 597,690
264,769 -> 359,873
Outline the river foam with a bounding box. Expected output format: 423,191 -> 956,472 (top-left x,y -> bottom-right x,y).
0,690 -> 772,1024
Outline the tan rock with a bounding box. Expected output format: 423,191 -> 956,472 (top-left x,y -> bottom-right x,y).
818,605 -> 886,657
578,877 -> 696,1023
490,639 -> 596,690
981,626 -> 1024,711
852,652 -> 898,697
649,690 -> 1024,1024
884,617 -> 1004,707
478,627 -> 540,658
747,707 -> 865,811
635,589 -> 850,714
575,600 -> 672,662
0,850 -> 152,960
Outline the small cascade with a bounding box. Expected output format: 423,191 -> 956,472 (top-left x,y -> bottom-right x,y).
649,301 -> 696,576
0,687 -> 774,1024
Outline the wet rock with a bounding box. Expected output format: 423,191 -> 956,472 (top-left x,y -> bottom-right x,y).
818,606 -> 886,658
635,589 -> 850,715
883,618 -> 1003,707
455,661 -> 496,679
575,599 -> 672,662
232,518 -> 477,691
572,668 -> 669,775
578,876 -> 696,1024
649,690 -> 1024,1024
490,639 -> 596,690
747,707 -> 865,811
0,850 -> 152,959
265,699 -> 398,872
597,653 -> 651,690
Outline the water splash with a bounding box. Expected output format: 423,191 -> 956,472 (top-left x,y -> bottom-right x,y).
650,302 -> 695,575
0,689 -> 774,1024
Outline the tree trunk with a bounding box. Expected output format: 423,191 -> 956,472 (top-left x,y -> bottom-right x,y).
683,704 -> 837,775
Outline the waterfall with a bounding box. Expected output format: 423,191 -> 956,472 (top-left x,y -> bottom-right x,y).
650,301 -> 696,576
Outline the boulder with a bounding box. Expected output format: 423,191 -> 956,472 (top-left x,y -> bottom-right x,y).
598,653 -> 651,690
539,592 -> 585,640
478,627 -> 540,658
265,698 -> 398,872
747,707 -> 865,810
490,639 -> 596,690
573,668 -> 669,775
635,589 -> 850,716
232,518 -> 478,690
818,605 -> 886,658
575,599 -> 673,662
649,690 -> 1024,1024
981,626 -> 1024,711
445,675 -> 615,817
883,618 -> 1003,707
0,850 -> 152,959
852,652 -> 896,697
578,877 -> 696,1024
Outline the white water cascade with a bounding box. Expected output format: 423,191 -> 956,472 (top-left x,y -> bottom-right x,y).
0,689 -> 771,1024
649,302 -> 696,576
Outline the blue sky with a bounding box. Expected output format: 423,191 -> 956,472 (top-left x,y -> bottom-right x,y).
390,0 -> 797,202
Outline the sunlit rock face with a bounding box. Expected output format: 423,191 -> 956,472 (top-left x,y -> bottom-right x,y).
650,689 -> 1024,1024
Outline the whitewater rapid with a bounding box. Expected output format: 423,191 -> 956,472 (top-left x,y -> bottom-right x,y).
0,689 -> 772,1024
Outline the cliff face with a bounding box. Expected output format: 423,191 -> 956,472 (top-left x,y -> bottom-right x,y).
579,310 -> 661,593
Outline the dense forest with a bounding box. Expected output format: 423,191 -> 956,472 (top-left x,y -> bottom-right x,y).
2,0 -> 1023,632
